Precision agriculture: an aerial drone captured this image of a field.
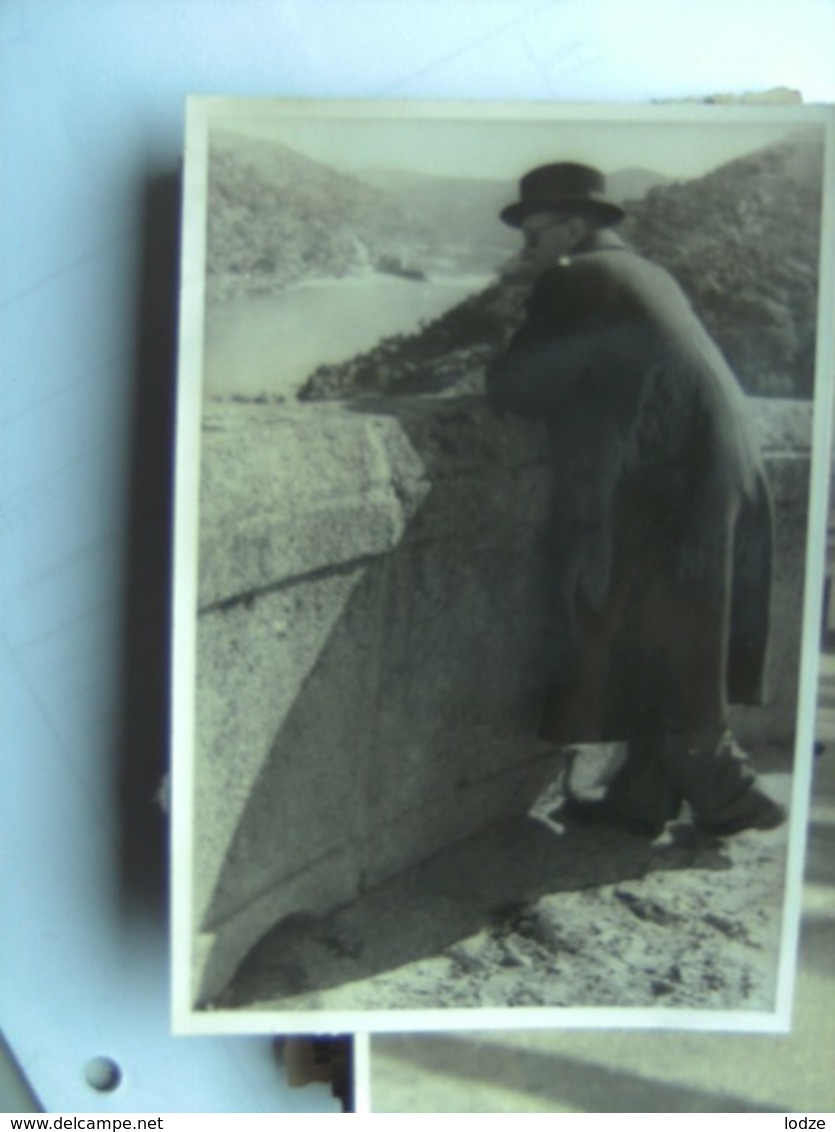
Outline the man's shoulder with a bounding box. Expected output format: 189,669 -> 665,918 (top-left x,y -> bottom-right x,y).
579,242 -> 684,297
525,244 -> 691,333
532,244 -> 665,295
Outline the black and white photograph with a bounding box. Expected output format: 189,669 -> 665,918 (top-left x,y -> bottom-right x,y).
172,99 -> 834,1033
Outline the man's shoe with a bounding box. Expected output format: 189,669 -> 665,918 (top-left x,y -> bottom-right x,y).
552,796 -> 665,840
695,789 -> 787,837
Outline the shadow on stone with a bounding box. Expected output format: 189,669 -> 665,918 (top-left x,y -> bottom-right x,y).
220,813 -> 735,1008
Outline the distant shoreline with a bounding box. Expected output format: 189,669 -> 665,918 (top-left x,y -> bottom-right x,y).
207,266 -> 498,306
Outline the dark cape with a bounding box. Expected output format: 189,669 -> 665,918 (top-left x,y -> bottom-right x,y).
486,230 -> 773,744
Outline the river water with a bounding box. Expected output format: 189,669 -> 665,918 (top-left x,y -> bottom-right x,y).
203,272 -> 492,399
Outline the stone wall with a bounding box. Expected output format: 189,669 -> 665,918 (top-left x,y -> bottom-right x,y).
191,395 -> 812,1005
731,400 -> 814,751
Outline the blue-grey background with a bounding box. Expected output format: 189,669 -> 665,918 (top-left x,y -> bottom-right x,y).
2,0 -> 834,1113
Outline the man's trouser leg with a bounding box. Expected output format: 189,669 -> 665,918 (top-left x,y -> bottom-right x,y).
637,559 -> 780,833
599,531 -> 766,831
658,729 -> 785,833
597,735 -> 683,829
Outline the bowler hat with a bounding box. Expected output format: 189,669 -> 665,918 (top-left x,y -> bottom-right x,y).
500,162 -> 625,228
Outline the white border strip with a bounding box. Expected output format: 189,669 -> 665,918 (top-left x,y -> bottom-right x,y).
774,102 -> 835,1023
171,96 -> 210,1029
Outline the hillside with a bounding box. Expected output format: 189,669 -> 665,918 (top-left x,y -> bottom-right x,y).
620,131 -> 823,397
206,132 -> 435,302
299,130 -> 823,402
355,169 -> 519,274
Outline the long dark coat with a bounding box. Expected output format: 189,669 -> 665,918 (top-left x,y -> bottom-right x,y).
486,230 -> 773,745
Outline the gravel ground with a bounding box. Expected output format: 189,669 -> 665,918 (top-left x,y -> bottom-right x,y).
222,771 -> 790,1016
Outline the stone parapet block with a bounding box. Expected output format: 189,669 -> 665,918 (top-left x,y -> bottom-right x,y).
190,394 -> 813,1004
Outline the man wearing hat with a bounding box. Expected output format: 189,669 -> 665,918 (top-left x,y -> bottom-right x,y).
486,162 -> 786,839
